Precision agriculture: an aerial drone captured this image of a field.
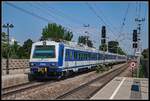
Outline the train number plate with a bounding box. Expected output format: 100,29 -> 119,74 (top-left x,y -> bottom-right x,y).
38,68 -> 44,72
38,68 -> 47,73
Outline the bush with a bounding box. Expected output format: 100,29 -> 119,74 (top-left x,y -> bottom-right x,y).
96,65 -> 105,73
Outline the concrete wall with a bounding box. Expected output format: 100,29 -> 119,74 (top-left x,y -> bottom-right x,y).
2,59 -> 30,75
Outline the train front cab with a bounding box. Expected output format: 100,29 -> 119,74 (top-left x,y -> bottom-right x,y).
29,42 -> 64,80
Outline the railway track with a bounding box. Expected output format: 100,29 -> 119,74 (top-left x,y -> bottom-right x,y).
1,63 -> 127,99
1,80 -> 53,98
55,63 -> 128,100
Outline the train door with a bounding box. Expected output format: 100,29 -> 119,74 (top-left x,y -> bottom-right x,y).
58,44 -> 64,66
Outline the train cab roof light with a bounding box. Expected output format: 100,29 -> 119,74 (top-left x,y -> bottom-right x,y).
43,41 -> 46,46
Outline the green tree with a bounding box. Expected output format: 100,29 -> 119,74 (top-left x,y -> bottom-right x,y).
2,32 -> 8,58
117,47 -> 126,55
78,36 -> 93,47
18,47 -> 27,58
41,23 -> 73,41
108,41 -> 119,53
99,41 -> 126,55
22,39 -> 33,58
63,31 -> 73,41
78,36 -> 86,45
10,41 -> 21,58
99,44 -> 107,52
142,48 -> 148,59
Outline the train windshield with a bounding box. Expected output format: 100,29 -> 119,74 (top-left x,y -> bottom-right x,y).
32,45 -> 55,58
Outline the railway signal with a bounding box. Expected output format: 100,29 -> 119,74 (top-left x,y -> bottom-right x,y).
130,62 -> 137,68
129,60 -> 137,77
101,39 -> 106,44
133,29 -> 137,42
101,26 -> 107,63
101,26 -> 106,39
132,29 -> 138,49
133,43 -> 137,48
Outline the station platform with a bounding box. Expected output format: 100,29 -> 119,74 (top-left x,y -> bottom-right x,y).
90,77 -> 149,100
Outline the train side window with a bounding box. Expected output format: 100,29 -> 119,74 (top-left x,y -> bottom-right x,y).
84,53 -> 85,60
86,53 -> 87,60
70,51 -> 72,60
79,52 -> 81,60
89,53 -> 91,60
99,54 -> 101,60
90,53 -> 92,60
65,50 -> 69,60
82,53 -> 84,60
77,52 -> 79,60
79,53 -> 80,60
74,51 -> 76,59
80,53 -> 81,60
74,51 -> 77,60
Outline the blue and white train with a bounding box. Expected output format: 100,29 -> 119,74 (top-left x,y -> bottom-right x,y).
29,40 -> 127,79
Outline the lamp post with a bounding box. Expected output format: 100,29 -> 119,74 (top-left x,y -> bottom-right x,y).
2,23 -> 14,74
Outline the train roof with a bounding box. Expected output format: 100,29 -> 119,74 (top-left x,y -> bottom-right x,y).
33,40 -> 126,57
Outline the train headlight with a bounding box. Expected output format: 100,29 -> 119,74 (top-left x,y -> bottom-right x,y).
30,63 -> 35,67
50,63 -> 56,66
52,63 -> 55,66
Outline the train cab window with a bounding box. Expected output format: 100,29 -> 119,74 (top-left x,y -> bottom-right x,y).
33,45 -> 55,58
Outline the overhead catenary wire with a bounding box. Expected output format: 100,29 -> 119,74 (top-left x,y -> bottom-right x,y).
5,2 -> 84,41
93,3 -> 131,46
112,3 -> 131,55
28,3 -> 74,28
28,3 -> 60,22
86,2 -> 128,53
37,3 -> 86,26
115,3 -> 130,41
6,2 -> 53,23
34,3 -> 99,43
30,3 -> 91,39
86,2 -> 117,40
93,4 -> 120,34
86,3 -> 126,53
28,3 -> 76,30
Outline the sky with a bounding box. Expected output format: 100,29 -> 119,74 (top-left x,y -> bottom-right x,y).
2,1 -> 148,55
